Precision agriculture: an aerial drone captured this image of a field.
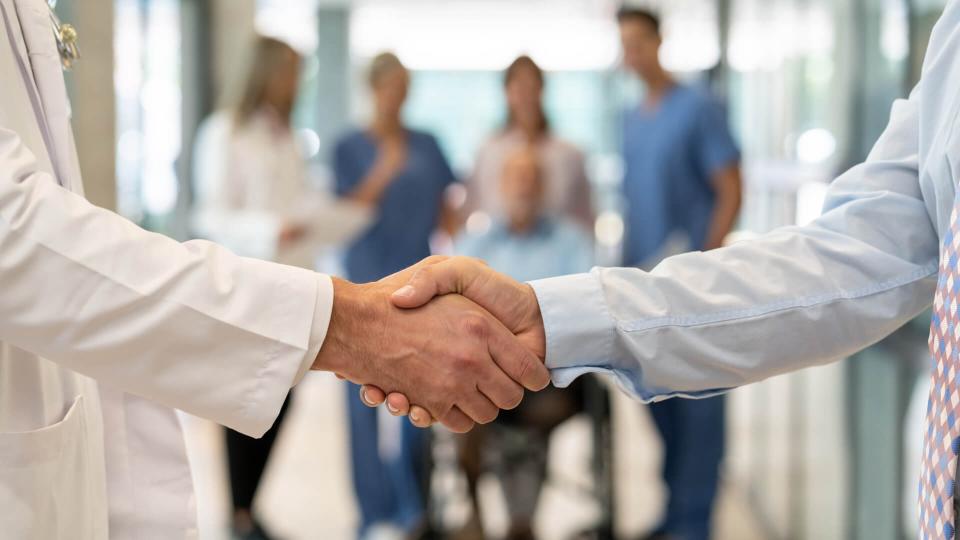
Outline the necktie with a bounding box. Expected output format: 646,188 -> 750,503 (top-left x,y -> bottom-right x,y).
921,202 -> 960,539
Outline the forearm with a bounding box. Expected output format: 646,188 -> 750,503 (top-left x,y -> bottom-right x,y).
703,167 -> 742,250
0,190 -> 325,437
532,91 -> 936,398
703,195 -> 739,250
533,220 -> 937,399
345,163 -> 394,206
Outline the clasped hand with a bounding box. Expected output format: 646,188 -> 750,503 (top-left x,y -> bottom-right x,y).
312,256 -> 548,432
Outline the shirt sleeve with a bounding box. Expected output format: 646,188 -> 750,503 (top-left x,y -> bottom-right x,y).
530,86 -> 938,401
695,97 -> 741,178
293,274 -> 334,385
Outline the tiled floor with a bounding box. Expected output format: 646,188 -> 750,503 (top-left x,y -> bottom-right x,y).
182,373 -> 776,540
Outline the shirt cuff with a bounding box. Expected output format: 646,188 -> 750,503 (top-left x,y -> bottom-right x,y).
293,273 -> 334,386
528,270 -> 618,374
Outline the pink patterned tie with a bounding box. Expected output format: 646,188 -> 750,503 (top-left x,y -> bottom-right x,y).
921,202 -> 960,539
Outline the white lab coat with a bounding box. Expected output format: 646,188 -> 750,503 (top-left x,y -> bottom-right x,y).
192,111 -> 372,266
193,109 -> 316,267
0,1 -> 333,538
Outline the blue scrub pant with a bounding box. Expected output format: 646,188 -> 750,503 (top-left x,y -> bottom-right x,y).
648,394 -> 726,540
346,382 -> 426,538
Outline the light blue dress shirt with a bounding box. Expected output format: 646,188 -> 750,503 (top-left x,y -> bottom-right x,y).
530,0 -> 960,401
456,218 -> 593,282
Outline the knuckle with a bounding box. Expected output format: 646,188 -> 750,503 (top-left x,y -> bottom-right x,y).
423,255 -> 448,265
450,352 -> 473,372
514,354 -> 532,381
461,355 -> 485,377
441,379 -> 461,401
516,354 -> 545,388
461,315 -> 488,339
408,266 -> 430,284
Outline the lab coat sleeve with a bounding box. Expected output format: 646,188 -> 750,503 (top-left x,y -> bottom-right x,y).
530,86 -> 940,401
0,126 -> 332,437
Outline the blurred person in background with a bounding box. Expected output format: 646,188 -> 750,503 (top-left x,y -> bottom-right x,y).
466,55 -> 593,232
618,8 -> 742,540
191,36 -> 310,540
453,147 -> 594,540
333,52 -> 458,540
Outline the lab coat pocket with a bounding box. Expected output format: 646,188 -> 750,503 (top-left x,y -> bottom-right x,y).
0,396 -> 99,539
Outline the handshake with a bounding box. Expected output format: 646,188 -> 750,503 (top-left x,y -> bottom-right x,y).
312,256 -> 550,432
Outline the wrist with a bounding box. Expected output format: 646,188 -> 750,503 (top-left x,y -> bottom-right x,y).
313,278 -> 377,376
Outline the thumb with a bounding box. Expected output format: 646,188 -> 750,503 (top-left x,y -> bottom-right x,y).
391,263 -> 456,308
391,257 -> 491,309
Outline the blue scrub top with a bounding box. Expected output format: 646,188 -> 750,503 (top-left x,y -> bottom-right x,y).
621,84 -> 740,266
334,129 -> 456,283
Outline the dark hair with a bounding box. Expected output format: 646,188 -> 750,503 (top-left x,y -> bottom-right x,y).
368,51 -> 407,88
503,55 -> 549,135
234,36 -> 300,127
617,7 -> 661,35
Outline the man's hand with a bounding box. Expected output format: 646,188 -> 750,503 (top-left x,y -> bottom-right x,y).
358,256 -> 547,427
312,264 -> 549,432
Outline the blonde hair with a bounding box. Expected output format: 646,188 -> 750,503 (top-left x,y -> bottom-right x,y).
234,36 -> 300,126
367,52 -> 406,88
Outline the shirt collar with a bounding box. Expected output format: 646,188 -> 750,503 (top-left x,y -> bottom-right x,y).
492,217 -> 554,240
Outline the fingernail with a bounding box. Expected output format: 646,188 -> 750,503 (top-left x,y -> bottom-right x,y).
393,285 -> 414,298
410,410 -> 422,423
387,402 -> 400,415
361,388 -> 372,406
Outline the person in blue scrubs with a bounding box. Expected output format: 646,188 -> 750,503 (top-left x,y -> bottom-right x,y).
333,52 -> 457,540
618,9 -> 743,540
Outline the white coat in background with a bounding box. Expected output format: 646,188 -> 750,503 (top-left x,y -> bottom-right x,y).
0,1 -> 334,538
192,109 -> 311,266
192,110 -> 372,266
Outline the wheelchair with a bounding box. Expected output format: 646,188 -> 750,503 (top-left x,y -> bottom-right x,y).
414,374 -> 616,540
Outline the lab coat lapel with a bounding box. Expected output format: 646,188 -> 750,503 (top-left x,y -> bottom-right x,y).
10,0 -> 82,193
0,0 -> 58,172
0,0 -> 31,86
